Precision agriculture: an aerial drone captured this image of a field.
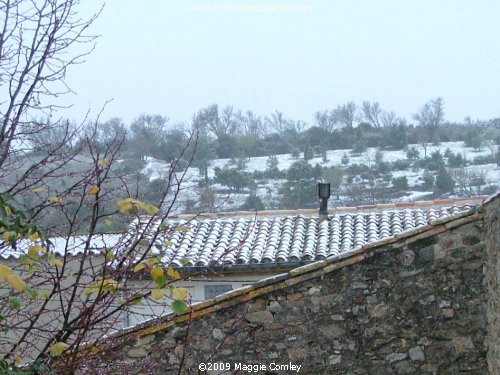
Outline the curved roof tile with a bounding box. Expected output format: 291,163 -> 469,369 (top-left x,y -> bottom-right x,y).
144,204 -> 476,267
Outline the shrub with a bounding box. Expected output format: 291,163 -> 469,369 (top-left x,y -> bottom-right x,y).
214,167 -> 255,192
341,153 -> 350,166
420,150 -> 445,171
406,147 -> 420,160
264,155 -> 283,178
471,155 -> 495,165
391,159 -> 412,171
114,158 -> 145,175
240,195 -> 265,211
392,176 -> 409,190
279,181 -> 317,209
303,144 -> 313,160
383,123 -> 408,150
435,167 -> 455,192
287,160 -> 314,181
352,139 -> 367,154
423,169 -> 434,189
376,161 -> 391,174
464,127 -> 484,150
447,152 -> 466,168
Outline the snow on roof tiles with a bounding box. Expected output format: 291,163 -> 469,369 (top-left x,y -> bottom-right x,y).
151,204 -> 476,267
1,198 -> 482,266
0,234 -> 123,259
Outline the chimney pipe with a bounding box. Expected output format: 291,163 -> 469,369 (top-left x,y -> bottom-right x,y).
317,183 -> 331,222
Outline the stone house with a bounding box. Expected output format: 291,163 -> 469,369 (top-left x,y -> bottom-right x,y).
68,192 -> 499,374
121,197 -> 483,327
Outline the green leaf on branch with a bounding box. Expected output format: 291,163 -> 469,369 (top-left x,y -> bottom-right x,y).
144,203 -> 159,215
154,275 -> 167,288
171,300 -> 189,315
25,286 -> 38,300
9,297 -> 22,309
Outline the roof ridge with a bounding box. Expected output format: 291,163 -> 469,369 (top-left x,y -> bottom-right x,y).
171,196 -> 487,220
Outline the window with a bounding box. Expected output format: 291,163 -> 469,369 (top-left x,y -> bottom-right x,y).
204,284 -> 232,299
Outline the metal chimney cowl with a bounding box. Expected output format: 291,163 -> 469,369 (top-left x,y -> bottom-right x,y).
317,183 -> 331,222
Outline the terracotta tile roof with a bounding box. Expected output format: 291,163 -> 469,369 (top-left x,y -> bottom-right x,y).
144,203 -> 477,267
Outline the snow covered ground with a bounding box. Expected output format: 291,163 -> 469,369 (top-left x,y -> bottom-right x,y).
140,141 -> 499,213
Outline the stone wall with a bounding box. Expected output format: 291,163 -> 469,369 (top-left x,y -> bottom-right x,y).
484,194 -> 500,374
80,200 -> 499,374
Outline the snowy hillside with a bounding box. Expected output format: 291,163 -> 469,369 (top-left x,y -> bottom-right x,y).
141,141 -> 499,214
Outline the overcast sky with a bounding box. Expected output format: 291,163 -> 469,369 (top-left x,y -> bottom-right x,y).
62,0 -> 500,126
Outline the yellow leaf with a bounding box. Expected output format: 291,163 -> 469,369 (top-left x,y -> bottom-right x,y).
116,198 -> 136,214
0,264 -> 13,279
90,346 -> 100,355
150,266 -> 163,280
15,354 -> 22,366
133,263 -> 145,273
84,285 -> 98,296
175,225 -> 189,232
28,244 -> 45,258
49,196 -> 63,204
2,231 -> 17,242
104,219 -> 113,227
85,278 -> 121,296
151,289 -> 165,300
171,287 -> 188,300
147,256 -> 161,265
6,273 -> 26,292
98,159 -> 109,167
143,203 -> 159,215
39,289 -> 51,299
22,257 -> 35,266
31,187 -> 44,194
48,257 -> 63,268
86,185 -> 100,195
28,231 -> 40,241
167,266 -> 181,280
49,342 -> 67,357
101,278 -> 120,292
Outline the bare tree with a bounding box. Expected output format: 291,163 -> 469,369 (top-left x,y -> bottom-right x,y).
192,104 -> 238,141
452,167 -> 487,196
314,110 -> 337,133
413,97 -> 445,142
333,102 -> 357,129
265,110 -> 289,134
361,101 -> 383,128
238,110 -> 265,138
381,111 -> 397,127
0,0 -> 101,168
